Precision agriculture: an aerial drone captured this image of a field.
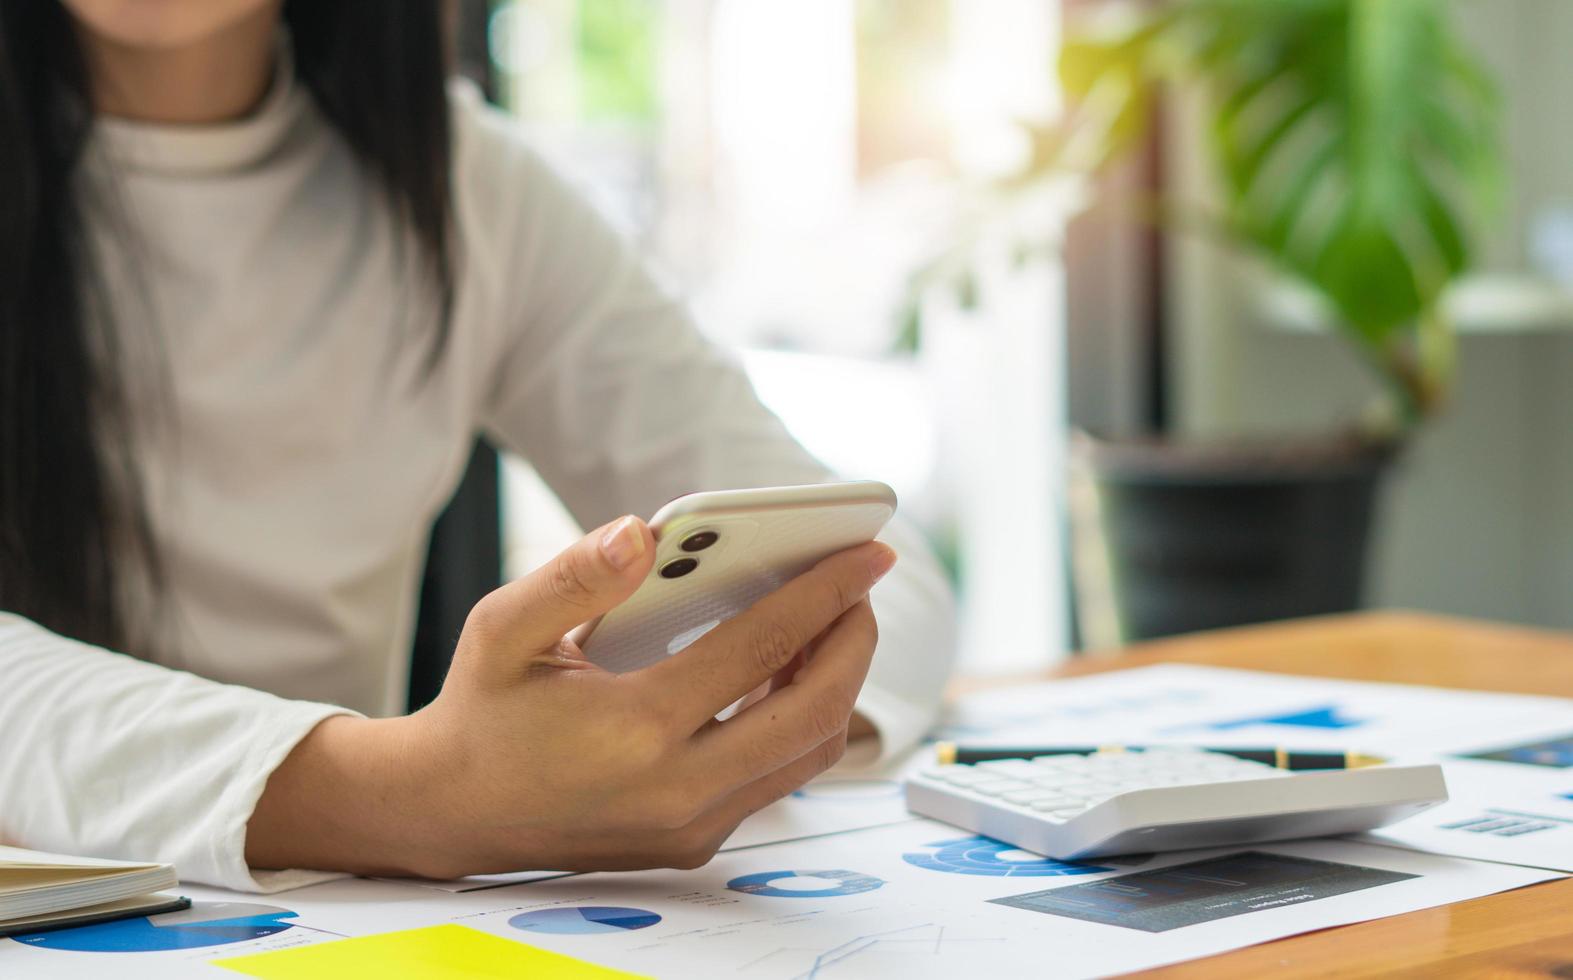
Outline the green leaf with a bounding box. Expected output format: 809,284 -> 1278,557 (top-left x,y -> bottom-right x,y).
894,298 -> 923,354
1043,0 -> 1504,422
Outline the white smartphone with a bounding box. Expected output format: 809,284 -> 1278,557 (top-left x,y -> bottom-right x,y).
578,481 -> 897,674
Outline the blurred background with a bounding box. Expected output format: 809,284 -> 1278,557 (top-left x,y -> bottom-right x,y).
434,0 -> 1573,681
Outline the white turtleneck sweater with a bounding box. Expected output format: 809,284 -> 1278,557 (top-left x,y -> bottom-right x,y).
0,73 -> 955,892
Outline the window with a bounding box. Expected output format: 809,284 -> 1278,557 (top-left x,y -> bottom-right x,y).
491,0 -> 1070,672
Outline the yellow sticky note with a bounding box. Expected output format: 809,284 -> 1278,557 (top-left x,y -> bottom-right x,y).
212,924 -> 646,980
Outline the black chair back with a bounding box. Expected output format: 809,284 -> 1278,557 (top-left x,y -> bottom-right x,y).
407,441 -> 502,711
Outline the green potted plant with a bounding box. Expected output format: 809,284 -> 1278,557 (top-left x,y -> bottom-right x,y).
925,0 -> 1504,644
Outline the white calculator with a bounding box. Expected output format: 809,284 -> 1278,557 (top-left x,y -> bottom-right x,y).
904,748 -> 1447,860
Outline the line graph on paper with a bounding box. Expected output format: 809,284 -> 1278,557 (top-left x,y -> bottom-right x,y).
737,922 -> 1008,979
934,687 -> 1211,739
1163,703 -> 1371,734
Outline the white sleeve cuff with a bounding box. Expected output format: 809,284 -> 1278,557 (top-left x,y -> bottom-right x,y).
844,518 -> 956,767
852,681 -> 937,766
0,614 -> 372,895
194,701 -> 360,893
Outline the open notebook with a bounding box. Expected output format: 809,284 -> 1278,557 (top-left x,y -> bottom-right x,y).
0,846 -> 185,937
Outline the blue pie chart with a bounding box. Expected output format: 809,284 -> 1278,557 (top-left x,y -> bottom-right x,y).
903,836 -> 1109,877
12,902 -> 297,953
508,906 -> 662,935
726,869 -> 886,898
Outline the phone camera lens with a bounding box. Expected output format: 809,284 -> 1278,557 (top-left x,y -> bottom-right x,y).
660,557 -> 699,579
680,530 -> 719,553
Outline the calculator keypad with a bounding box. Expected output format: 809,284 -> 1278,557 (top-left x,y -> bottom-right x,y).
918,749 -> 1288,823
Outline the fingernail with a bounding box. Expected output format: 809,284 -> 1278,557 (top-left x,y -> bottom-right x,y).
599,516 -> 645,571
869,545 -> 897,582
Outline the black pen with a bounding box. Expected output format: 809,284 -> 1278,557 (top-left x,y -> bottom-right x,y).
934,743 -> 1387,770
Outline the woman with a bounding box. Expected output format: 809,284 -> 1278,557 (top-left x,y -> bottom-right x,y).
0,1 -> 954,892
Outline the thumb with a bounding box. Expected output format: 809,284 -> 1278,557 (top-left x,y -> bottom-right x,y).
466,515 -> 654,659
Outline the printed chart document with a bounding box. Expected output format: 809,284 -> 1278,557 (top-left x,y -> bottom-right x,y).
431,823 -> 1555,979
386,773 -> 914,894
4,664 -> 1570,977
214,923 -> 639,979
939,663 -> 1573,754
0,898 -> 341,980
1366,744 -> 1573,872
5,821 -> 1551,980
946,664 -> 1573,875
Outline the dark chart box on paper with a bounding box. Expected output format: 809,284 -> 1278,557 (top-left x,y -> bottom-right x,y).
990,851 -> 1417,933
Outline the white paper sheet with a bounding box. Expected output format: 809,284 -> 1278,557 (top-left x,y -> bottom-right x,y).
7,821 -> 1553,978
8,664 -> 1571,977
943,663 -> 1573,756
723,774 -> 917,848
0,894 -> 343,979
950,664 -> 1573,875
372,869 -> 576,894
1365,754 -> 1573,871
379,772 -> 916,894
429,822 -> 1562,979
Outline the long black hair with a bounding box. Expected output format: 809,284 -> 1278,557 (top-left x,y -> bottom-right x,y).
0,2 -> 455,653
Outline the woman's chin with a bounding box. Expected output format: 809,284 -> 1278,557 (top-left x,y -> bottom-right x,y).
60,0 -> 278,52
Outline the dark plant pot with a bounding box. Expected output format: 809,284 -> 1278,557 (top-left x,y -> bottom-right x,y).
1069,432 -> 1399,647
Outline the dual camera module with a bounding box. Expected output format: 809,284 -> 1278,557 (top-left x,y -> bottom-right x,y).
659,530 -> 718,579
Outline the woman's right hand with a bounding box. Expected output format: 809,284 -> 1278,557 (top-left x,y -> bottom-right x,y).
246,515 -> 894,880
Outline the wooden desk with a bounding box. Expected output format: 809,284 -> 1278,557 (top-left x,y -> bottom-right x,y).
1023,611 -> 1573,978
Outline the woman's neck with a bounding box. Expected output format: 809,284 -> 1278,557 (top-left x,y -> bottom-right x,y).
77,8 -> 280,125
